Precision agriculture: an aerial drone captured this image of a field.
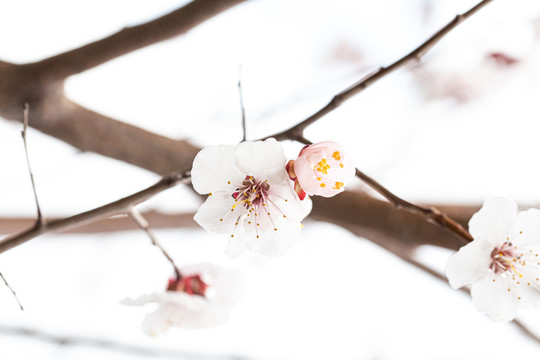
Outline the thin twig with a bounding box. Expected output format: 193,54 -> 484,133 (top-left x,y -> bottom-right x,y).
268,0 -> 493,141
0,169 -> 191,254
269,0 -> 492,244
0,272 -> 23,311
304,135 -> 473,243
354,168 -> 473,243
238,66 -> 247,141
128,208 -> 182,280
21,104 -> 43,226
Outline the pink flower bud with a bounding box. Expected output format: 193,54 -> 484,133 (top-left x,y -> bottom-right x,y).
290,141 -> 355,198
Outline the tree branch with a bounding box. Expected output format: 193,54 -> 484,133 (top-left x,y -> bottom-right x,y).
0,170 -> 190,254
29,0 -> 246,81
34,97 -> 200,176
268,0 -> 493,141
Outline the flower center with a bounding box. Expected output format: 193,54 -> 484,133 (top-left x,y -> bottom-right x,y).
490,241 -> 517,275
167,275 -> 208,296
226,175 -> 287,239
232,176 -> 269,209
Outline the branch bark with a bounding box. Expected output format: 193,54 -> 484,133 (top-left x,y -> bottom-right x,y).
268,0 -> 493,140
29,0 -> 246,82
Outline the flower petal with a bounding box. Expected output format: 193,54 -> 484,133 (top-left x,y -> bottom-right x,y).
468,196 -> 517,245
445,239 -> 493,289
512,208 -> 540,248
294,141 -> 355,197
194,192 -> 237,234
517,282 -> 540,308
191,144 -> 245,194
471,275 -> 519,322
234,138 -> 287,184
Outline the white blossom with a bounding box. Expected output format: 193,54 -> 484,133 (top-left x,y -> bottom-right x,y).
122,264 -> 243,336
445,197 -> 540,321
191,138 -> 312,257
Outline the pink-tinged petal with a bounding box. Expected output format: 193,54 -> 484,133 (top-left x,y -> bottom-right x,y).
194,192 -> 237,234
511,208 -> 540,248
445,240 -> 493,289
293,141 -> 355,197
191,144 -> 245,195
468,197 -> 517,246
234,138 -> 287,184
471,275 -> 519,322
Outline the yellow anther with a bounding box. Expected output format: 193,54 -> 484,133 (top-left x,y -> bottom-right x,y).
314,158 -> 330,174
332,151 -> 341,161
333,181 -> 344,190
320,183 -> 326,187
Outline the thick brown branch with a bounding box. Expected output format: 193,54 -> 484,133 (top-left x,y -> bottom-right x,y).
35,97 -> 199,176
0,211 -> 197,235
0,170 -> 190,254
29,0 -> 246,81
269,0 -> 493,140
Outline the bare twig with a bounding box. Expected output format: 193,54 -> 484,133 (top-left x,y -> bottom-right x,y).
268,0 -> 493,141
354,168 -> 473,243
128,208 -> 182,280
0,272 -> 23,311
0,169 -> 191,254
30,0 -> 246,81
238,66 -> 247,141
21,104 -> 43,226
266,0 -> 493,244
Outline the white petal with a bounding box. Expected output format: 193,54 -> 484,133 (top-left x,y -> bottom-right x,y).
121,294 -> 160,306
248,220 -> 302,257
268,182 -> 312,221
517,282 -> 540,308
445,240 -> 493,289
234,139 -> 287,184
194,192 -> 237,234
471,275 -> 519,322
191,144 -> 245,194
225,234 -> 247,258
468,196 -> 517,245
512,208 -> 540,247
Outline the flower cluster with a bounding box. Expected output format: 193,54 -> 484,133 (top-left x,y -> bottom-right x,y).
446,197 -> 540,321
191,139 -> 355,257
122,264 -> 243,336
191,139 -> 312,257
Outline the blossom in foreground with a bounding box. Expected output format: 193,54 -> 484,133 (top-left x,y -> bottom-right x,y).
286,141 -> 355,199
122,264 -> 243,336
191,138 -> 312,257
445,197 -> 540,321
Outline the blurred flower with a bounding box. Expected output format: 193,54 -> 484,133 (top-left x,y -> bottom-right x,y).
287,141 -> 355,199
445,197 -> 540,322
122,264 -> 243,336
191,138 -> 312,257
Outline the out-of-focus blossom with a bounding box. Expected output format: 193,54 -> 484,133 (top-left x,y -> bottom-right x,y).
191,138 -> 312,257
446,197 -> 540,322
287,141 -> 355,199
123,264 -> 244,336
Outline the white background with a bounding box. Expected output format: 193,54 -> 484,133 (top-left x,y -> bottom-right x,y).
1,0 -> 540,358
